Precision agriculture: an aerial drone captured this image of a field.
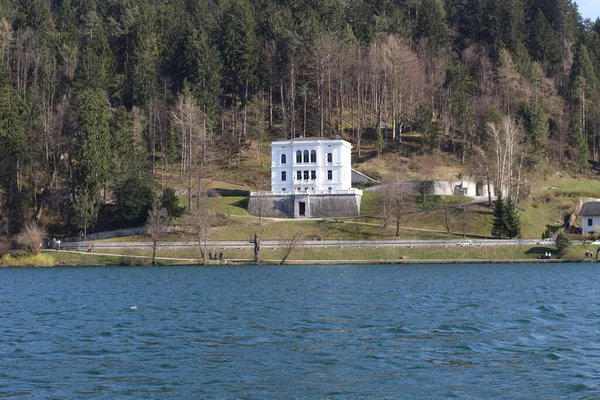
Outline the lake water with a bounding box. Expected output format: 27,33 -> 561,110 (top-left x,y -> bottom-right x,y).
2,264 -> 600,398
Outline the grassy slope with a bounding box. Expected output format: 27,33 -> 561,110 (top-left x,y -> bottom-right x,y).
100,134 -> 600,244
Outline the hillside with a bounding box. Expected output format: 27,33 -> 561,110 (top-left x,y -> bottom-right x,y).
0,0 -> 600,243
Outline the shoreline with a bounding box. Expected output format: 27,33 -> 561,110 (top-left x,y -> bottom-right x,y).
4,258 -> 597,267
2,249 -> 598,267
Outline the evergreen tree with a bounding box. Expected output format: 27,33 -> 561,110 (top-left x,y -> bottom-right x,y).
416,0 -> 448,55
0,66 -> 24,231
109,107 -> 137,182
504,196 -> 521,238
572,124 -> 590,172
555,231 -> 570,256
345,0 -> 375,45
130,0 -> 158,107
416,105 -> 438,152
179,27 -> 222,123
528,9 -> 560,68
217,0 -> 258,97
74,34 -> 120,99
491,193 -> 506,238
160,188 -> 186,218
73,88 -> 112,238
497,0 -> 526,54
115,177 -> 153,223
516,100 -> 549,159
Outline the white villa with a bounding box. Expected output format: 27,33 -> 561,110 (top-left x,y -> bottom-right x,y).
248,137 -> 363,218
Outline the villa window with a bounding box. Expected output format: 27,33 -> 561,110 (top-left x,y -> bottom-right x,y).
303,171 -> 309,180
327,153 -> 332,163
296,171 -> 302,180
281,154 -> 286,164
296,150 -> 302,163
310,150 -> 317,163
327,170 -> 332,180
588,218 -> 593,227
311,170 -> 316,180
281,171 -> 287,181
303,150 -> 309,163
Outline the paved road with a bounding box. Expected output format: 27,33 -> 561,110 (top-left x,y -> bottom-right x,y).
59,238 -> 559,250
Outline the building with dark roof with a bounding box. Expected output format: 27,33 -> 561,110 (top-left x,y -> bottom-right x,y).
580,202 -> 600,234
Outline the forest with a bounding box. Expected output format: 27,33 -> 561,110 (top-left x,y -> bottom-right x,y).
0,0 -> 597,237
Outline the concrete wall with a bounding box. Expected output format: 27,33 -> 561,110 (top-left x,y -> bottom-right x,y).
370,180 -> 494,197
247,194 -> 295,218
308,193 -> 361,218
248,193 -> 361,218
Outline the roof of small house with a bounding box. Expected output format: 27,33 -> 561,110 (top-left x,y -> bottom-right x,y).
580,202 -> 600,216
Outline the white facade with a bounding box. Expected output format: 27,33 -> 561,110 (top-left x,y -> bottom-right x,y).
580,202 -> 600,235
270,138 -> 360,195
582,216 -> 600,235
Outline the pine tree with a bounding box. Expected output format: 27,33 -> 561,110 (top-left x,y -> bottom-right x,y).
0,66 -> 24,231
179,27 -> 222,123
491,193 -> 506,238
73,88 -> 112,239
416,0 -> 448,55
504,196 -> 521,238
130,1 -> 158,107
528,9 -> 560,68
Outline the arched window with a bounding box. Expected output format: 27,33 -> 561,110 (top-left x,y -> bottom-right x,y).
281,154 -> 286,164
296,150 -> 302,163
310,150 -> 317,163
303,150 -> 309,163
327,153 -> 332,163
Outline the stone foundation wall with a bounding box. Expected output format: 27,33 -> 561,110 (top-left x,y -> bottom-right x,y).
248,193 -> 361,218
247,195 -> 295,218
308,194 -> 361,218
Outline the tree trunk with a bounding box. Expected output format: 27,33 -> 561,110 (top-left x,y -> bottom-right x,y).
253,233 -> 260,263
152,240 -> 157,266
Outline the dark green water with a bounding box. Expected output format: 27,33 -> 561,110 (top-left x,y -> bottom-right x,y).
2,264 -> 600,398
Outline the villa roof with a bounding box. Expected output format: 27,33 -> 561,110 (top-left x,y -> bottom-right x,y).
580,202 -> 600,216
271,136 -> 345,143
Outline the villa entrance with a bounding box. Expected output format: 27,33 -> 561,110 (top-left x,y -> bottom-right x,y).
298,202 -> 306,216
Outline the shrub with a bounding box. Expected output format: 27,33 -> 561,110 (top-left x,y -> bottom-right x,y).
16,221 -> 46,255
160,188 -> 186,218
555,232 -> 570,256
115,177 -> 153,223
1,253 -> 54,266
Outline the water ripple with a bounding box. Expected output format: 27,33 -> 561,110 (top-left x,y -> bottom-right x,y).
1,263 -> 600,398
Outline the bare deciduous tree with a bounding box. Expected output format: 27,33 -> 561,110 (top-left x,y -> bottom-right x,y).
486,116 -> 523,199
191,191 -> 211,265
172,90 -> 205,213
280,232 -> 301,265
378,180 -> 406,237
146,201 -> 170,266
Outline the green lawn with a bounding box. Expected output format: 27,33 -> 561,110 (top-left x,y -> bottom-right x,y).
41,243 -> 598,266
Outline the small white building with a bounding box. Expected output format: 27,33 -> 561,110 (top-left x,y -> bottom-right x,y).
580,202 -> 600,235
249,137 -> 362,218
